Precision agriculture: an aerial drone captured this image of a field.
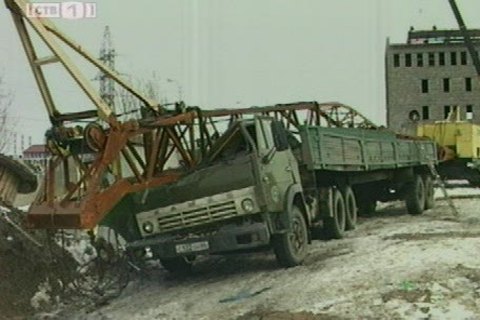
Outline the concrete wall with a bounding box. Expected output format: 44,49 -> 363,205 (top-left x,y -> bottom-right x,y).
385,42 -> 480,135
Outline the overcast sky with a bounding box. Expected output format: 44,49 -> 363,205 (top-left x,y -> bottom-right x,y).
1,0 -> 480,151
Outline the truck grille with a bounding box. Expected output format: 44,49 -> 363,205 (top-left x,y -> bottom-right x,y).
157,200 -> 238,232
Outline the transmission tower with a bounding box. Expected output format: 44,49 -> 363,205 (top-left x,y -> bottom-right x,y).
98,26 -> 116,112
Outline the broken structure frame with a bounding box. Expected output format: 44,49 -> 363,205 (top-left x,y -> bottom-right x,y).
5,0 -> 379,229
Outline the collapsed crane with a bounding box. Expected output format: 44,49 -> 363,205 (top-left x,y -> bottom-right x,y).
5,0 -> 378,233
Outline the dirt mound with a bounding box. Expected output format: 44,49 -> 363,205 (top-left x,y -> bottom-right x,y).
0,208 -> 76,319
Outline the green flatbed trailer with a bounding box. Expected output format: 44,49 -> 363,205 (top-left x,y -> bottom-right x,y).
119,118 -> 437,272
300,126 -> 437,171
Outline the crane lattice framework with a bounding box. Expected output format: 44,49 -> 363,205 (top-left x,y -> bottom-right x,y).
5,0 -> 378,230
98,26 -> 116,110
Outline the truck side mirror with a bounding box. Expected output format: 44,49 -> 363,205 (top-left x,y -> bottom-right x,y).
271,121 -> 289,152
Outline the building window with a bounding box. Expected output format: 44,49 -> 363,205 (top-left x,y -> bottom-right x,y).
393,54 -> 400,67
408,110 -> 420,122
428,52 -> 435,66
439,52 -> 445,66
443,78 -> 450,92
417,53 -> 423,67
461,51 -> 467,65
451,52 -> 457,65
465,77 -> 472,91
467,105 -> 473,120
444,105 -> 451,119
422,106 -> 429,120
421,79 -> 429,93
405,53 -> 412,67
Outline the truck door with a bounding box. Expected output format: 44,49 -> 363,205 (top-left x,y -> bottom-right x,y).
254,117 -> 298,212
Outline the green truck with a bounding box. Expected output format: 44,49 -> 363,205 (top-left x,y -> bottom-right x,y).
126,117 -> 437,272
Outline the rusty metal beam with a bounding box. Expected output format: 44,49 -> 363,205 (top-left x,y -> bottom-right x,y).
24,100 -> 378,230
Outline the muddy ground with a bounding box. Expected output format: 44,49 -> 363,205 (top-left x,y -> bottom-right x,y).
2,191 -> 480,319
57,196 -> 480,320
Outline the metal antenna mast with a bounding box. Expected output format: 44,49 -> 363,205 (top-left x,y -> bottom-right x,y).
98,26 -> 116,112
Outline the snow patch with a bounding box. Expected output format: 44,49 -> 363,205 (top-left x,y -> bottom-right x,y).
31,281 -> 51,310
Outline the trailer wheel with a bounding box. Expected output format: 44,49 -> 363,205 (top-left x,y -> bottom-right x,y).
405,174 -> 425,215
273,205 -> 308,267
324,189 -> 346,239
467,178 -> 480,187
423,175 -> 435,210
159,256 -> 194,275
342,186 -> 357,230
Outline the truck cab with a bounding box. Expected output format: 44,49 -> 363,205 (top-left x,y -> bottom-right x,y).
128,117 -> 310,272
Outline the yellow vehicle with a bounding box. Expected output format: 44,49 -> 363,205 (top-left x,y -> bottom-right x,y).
417,108 -> 480,185
415,1 -> 480,186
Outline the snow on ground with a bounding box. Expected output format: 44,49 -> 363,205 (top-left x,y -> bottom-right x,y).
66,192 -> 480,320
435,186 -> 480,199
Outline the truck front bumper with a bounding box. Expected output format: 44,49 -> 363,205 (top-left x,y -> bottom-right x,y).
126,222 -> 270,258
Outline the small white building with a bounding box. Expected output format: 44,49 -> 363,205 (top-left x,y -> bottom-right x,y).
22,144 -> 49,170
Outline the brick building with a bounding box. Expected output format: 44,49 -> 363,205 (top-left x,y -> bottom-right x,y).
385,28 -> 480,135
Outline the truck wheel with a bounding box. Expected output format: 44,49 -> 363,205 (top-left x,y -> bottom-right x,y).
423,175 -> 435,209
405,174 -> 425,215
159,256 -> 194,275
273,205 -> 308,267
342,186 -> 357,230
324,189 -> 346,239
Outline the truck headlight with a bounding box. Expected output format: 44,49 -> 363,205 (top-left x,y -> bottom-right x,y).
241,198 -> 254,213
142,221 -> 154,234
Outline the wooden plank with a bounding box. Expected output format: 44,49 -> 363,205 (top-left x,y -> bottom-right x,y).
0,154 -> 37,194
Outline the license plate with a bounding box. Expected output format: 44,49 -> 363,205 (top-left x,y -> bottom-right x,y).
175,241 -> 209,254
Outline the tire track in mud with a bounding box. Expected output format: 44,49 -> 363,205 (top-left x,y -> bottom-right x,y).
383,231 -> 480,241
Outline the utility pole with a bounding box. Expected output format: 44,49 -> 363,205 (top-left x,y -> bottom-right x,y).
98,26 -> 116,112
98,25 -> 122,176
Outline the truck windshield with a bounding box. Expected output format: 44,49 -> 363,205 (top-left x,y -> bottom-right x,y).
204,123 -> 254,164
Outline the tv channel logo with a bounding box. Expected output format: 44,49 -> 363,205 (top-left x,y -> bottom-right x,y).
26,2 -> 96,19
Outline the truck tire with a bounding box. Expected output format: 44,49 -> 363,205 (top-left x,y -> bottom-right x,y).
342,186 -> 357,230
273,205 -> 308,267
159,256 -> 194,275
405,174 -> 425,215
324,189 -> 346,239
423,175 -> 435,210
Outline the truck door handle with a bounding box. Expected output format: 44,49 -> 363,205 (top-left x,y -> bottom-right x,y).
285,166 -> 292,172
